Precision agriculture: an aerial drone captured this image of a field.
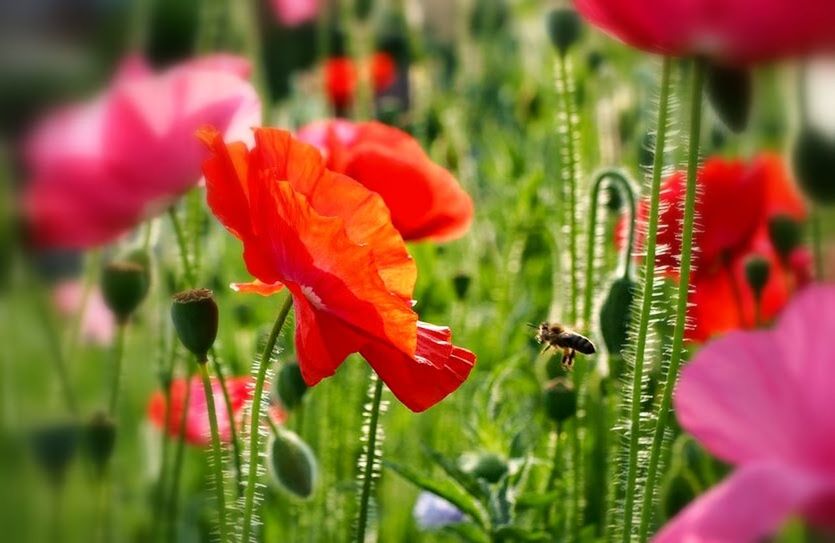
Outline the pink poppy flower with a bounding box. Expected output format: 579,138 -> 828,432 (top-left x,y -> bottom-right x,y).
656,285 -> 835,542
574,0 -> 835,62
271,0 -> 319,27
52,280 -> 116,346
23,54 -> 261,249
147,376 -> 253,446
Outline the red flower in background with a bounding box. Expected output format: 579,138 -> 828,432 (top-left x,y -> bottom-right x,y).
323,53 -> 397,112
574,0 -> 835,62
621,154 -> 810,341
200,127 -> 475,412
297,120 -> 473,242
23,54 -> 261,249
148,376 -> 253,446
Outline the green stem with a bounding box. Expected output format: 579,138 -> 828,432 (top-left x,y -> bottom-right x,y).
542,422 -> 562,530
167,207 -> 197,287
557,52 -> 580,324
581,170 -> 638,329
167,362 -> 193,543
34,285 -> 79,416
210,347 -> 244,495
355,374 -> 384,543
637,58 -> 706,542
620,56 -> 673,543
241,294 -> 294,543
153,341 -> 177,542
198,361 -> 229,542
108,324 -> 127,416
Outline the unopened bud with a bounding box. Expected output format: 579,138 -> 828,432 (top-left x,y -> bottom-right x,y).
793,127 -> 835,204
543,378 -> 577,423
84,411 -> 116,477
767,214 -> 802,263
274,361 -> 308,410
659,468 -> 698,522
706,62 -> 752,133
269,427 -> 317,499
171,288 -> 218,363
30,423 -> 79,488
452,273 -> 471,300
102,260 -> 149,324
458,452 -> 508,484
744,256 -> 771,299
546,8 -> 583,56
599,277 -> 638,358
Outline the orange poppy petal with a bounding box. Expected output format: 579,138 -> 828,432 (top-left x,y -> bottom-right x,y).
230,280 -> 286,296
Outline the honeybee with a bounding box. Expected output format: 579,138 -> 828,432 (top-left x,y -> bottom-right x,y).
535,322 -> 596,369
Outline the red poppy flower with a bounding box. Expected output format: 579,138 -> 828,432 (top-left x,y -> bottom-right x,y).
148,376 -> 253,446
574,0 -> 835,62
297,120 -> 473,242
323,53 -> 397,111
200,127 -> 475,412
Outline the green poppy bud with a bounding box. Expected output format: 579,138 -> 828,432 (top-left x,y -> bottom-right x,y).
744,255 -> 771,299
171,288 -> 219,363
793,127 -> 835,204
659,467 -> 698,522
546,8 -> 583,56
30,423 -> 79,488
458,452 -> 508,484
767,214 -> 802,263
452,273 -> 472,300
274,361 -> 308,410
706,62 -> 752,133
599,276 -> 638,358
543,377 -> 577,423
84,411 -> 116,477
101,260 -> 149,324
269,427 -> 317,499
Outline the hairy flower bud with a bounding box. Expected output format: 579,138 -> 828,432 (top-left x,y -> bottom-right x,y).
101,259 -> 149,324
706,62 -> 752,133
767,214 -> 802,263
458,451 -> 508,484
744,255 -> 771,299
269,427 -> 317,499
171,288 -> 219,363
543,377 -> 577,423
599,276 -> 638,358
274,361 -> 308,410
547,8 -> 583,56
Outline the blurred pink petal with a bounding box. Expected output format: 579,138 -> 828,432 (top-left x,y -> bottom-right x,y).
655,463 -> 835,543
664,285 -> 835,540
23,54 -> 261,249
574,0 -> 835,62
271,0 -> 319,26
52,280 -> 115,346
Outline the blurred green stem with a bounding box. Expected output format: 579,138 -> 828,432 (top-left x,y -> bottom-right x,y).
355,374 -> 384,543
542,422 -> 562,530
621,56 -> 673,543
210,347 -> 243,495
241,294 -> 294,542
107,324 -> 126,416
167,207 -> 197,287
637,58 -> 706,542
581,170 -> 638,329
198,361 -> 229,542
167,362 -> 193,543
34,285 -> 79,416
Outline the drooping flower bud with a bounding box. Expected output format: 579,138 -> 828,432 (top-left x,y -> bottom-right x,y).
744,255 -> 771,300
30,423 -> 79,488
452,273 -> 472,300
101,259 -> 149,324
84,411 -> 116,477
269,427 -> 317,499
274,361 -> 308,410
458,451 -> 508,484
171,288 -> 219,363
706,62 -> 753,133
659,467 -> 698,522
599,276 -> 638,358
546,8 -> 583,56
793,127 -> 835,204
543,377 -> 577,423
767,214 -> 802,263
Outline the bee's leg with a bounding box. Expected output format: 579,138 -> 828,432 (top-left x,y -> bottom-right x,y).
562,348 -> 575,369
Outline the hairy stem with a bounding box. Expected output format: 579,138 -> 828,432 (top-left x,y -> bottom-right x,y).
167,362 -> 193,543
557,52 -> 580,324
199,361 -> 229,542
211,347 -> 243,495
355,374 -> 384,543
107,324 -> 126,416
620,56 -> 673,543
241,294 -> 294,542
637,58 -> 706,542
167,207 -> 197,288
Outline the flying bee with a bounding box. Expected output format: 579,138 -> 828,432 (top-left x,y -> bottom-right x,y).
534,322 -> 596,369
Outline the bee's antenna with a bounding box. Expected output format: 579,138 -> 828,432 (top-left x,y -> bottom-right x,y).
525,322 -> 539,329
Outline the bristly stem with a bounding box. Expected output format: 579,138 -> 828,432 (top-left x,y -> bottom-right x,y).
241,294 -> 294,543
355,374 -> 384,543
620,56 -> 673,543
167,207 -> 197,288
210,347 -> 244,495
542,422 -> 562,530
167,363 -> 193,543
107,324 -> 127,416
637,58 -> 706,542
581,170 -> 638,329
557,52 -> 580,324
198,361 -> 229,542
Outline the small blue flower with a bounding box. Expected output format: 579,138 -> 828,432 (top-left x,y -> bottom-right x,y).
413,491 -> 465,530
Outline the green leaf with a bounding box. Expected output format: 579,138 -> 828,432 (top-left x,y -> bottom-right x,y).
425,448 -> 491,504
514,491 -> 560,510
442,523 -> 491,543
384,460 -> 489,529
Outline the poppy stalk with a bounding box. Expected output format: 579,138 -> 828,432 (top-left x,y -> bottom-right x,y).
620,56 -> 674,543
637,58 -> 706,542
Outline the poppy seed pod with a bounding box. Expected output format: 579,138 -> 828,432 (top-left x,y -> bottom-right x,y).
599,276 -> 638,358
30,423 -> 79,488
793,127 -> 835,204
547,8 -> 583,56
171,288 -> 218,363
706,62 -> 752,133
458,452 -> 508,484
543,377 -> 577,423
275,361 -> 308,410
767,214 -> 802,263
101,260 -> 149,324
84,411 -> 116,476
744,255 -> 771,299
269,427 -> 317,499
